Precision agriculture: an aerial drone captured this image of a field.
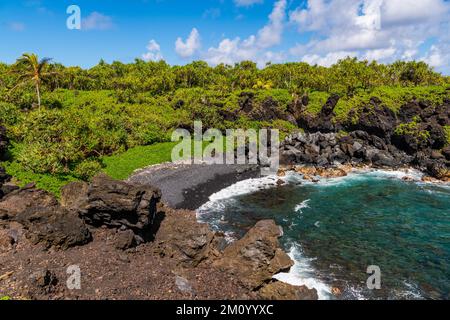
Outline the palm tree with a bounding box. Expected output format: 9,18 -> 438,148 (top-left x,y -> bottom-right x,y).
12,53 -> 53,110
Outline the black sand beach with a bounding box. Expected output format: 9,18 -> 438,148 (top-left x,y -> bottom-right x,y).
128,163 -> 261,209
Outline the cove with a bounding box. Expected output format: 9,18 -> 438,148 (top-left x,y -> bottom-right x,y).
197,170 -> 450,300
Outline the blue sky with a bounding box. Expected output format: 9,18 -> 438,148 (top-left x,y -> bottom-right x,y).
1,0 -> 449,73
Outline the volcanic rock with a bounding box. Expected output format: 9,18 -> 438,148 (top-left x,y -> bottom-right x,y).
213,220 -> 293,290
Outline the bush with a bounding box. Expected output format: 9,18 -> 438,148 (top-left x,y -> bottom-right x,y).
74,159 -> 104,181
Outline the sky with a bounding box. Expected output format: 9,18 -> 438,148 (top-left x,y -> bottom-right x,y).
1,0 -> 449,74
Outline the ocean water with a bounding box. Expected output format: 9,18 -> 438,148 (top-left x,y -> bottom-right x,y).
197,170 -> 450,300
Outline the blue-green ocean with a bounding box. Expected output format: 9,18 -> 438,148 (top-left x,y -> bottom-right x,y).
197,170 -> 450,300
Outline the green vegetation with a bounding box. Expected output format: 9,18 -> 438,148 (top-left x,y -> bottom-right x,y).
444,126 -> 450,146
394,116 -> 431,144
334,86 -> 449,121
103,142 -> 177,180
1,54 -> 449,195
0,296 -> 11,300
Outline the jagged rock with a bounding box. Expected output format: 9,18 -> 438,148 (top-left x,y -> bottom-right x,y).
28,269 -> 58,292
426,161 -> 450,180
115,229 -> 136,250
316,167 -> 347,178
61,174 -> 161,236
258,281 -> 318,300
0,188 -> 58,219
15,205 -> 92,250
442,146 -> 450,161
213,220 -> 293,290
371,150 -> 398,167
350,99 -> 397,141
239,92 -> 254,113
153,208 -> 220,267
249,97 -> 285,121
299,94 -> 340,133
398,101 -> 422,122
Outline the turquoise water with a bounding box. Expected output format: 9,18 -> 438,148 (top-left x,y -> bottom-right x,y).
197,171 -> 450,300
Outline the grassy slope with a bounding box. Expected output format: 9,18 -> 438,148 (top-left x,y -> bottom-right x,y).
102,142 -> 177,180
3,142 -> 177,196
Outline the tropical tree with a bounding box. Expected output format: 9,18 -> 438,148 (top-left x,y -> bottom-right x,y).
12,53 -> 54,109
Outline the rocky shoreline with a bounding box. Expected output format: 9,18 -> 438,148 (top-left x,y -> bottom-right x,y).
0,93 -> 449,300
280,95 -> 449,182
0,174 -> 317,300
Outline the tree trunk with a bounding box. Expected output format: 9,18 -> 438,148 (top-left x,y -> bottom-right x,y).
35,81 -> 41,110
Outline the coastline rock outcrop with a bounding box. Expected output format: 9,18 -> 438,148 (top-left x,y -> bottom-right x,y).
153,208 -> 221,267
213,220 -> 294,290
15,205 -> 92,250
61,174 -> 161,243
0,186 -> 58,220
281,96 -> 450,179
258,281 -> 318,300
0,187 -> 91,249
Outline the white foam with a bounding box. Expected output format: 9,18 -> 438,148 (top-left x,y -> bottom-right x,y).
196,175 -> 280,220
295,199 -> 310,213
273,245 -> 332,300
283,168 -> 426,188
208,175 -> 280,202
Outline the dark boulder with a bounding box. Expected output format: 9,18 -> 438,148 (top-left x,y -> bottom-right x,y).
398,101 -> 422,122
238,92 -> 255,113
442,146 -> 450,161
425,122 -> 447,150
115,229 -> 136,250
426,161 -> 450,180
249,97 -> 284,121
154,208 -> 220,267
433,104 -> 450,126
371,150 -> 398,167
349,98 -> 397,141
287,95 -> 306,120
28,269 -> 58,291
0,187 -> 58,220
61,174 -> 161,241
298,94 -> 341,133
258,281 -> 318,300
15,205 -> 92,250
321,93 -> 340,116
213,220 -> 293,290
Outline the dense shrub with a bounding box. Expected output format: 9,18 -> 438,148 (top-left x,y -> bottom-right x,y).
1,55 -> 449,194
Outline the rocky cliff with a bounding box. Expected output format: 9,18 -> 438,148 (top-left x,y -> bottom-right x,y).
280,96 -> 450,180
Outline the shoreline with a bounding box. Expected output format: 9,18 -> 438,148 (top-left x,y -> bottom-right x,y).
128,162 -> 261,210
129,161 -> 449,212
193,165 -> 449,300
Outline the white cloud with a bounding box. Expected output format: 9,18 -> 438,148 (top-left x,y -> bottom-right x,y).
142,40 -> 163,61
205,0 -> 286,66
289,0 -> 450,72
257,0 -> 286,48
234,0 -> 264,7
421,43 -> 450,74
175,28 -> 201,58
302,51 -> 358,67
82,12 -> 114,31
381,0 -> 448,27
